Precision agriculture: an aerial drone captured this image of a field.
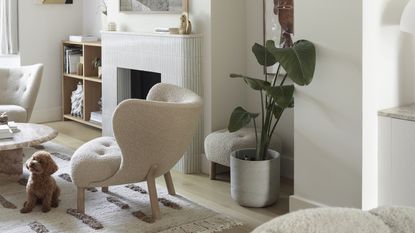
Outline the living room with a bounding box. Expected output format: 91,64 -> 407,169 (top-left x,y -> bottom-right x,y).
1,0 -> 415,232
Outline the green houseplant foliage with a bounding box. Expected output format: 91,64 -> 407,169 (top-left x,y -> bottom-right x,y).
228,39 -> 316,161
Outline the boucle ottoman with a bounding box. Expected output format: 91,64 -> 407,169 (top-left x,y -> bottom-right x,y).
204,128 -> 282,180
252,206 -> 415,233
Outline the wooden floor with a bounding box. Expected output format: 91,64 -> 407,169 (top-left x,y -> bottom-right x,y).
44,121 -> 293,231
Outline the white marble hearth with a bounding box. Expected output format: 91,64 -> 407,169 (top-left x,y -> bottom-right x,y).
102,31 -> 203,173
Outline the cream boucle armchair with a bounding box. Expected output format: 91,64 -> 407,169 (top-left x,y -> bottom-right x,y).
70,83 -> 203,220
0,64 -> 43,122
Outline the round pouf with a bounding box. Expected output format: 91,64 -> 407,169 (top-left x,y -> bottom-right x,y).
204,128 -> 282,180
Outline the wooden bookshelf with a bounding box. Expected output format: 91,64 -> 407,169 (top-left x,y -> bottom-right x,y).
62,41 -> 102,130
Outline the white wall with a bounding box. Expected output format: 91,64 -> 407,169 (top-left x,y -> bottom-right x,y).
0,55 -> 20,68
83,0 -> 102,37
210,0 -> 247,131
292,0 -> 363,209
19,0 -> 83,123
362,0 -> 415,210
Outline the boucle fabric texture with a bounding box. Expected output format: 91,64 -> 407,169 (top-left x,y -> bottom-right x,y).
205,128 -> 283,167
0,105 -> 27,122
70,83 -> 203,188
252,207 -> 415,233
0,64 -> 43,122
70,137 -> 121,187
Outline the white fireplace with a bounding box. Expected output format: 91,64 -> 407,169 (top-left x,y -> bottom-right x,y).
102,31 -> 203,173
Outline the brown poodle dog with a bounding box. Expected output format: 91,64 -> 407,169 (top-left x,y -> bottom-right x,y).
20,151 -> 60,213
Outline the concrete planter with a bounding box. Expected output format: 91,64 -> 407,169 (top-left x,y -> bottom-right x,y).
230,148 -> 280,207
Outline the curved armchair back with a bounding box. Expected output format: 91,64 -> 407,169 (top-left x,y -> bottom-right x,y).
110,83 -> 202,184
0,64 -> 43,120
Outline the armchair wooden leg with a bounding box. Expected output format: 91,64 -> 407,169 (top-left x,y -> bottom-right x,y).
77,187 -> 85,214
102,187 -> 109,193
164,171 -> 176,195
210,161 -> 217,180
147,165 -> 161,220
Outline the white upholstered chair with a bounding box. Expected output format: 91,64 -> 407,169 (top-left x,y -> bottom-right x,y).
70,83 -> 203,220
0,64 -> 43,122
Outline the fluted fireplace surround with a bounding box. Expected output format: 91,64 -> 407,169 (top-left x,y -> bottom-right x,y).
102,31 -> 203,173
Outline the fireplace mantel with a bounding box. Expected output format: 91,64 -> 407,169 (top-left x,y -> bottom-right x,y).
101,31 -> 203,173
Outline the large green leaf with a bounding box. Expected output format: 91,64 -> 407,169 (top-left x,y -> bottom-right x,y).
230,74 -> 271,91
266,85 -> 295,108
252,43 -> 277,67
272,105 -> 284,119
228,107 -> 259,132
266,40 -> 316,86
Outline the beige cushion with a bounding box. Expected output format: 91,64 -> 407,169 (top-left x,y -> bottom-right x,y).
0,64 -> 43,122
0,105 -> 27,122
252,208 -> 390,233
204,128 -> 282,167
370,206 -> 415,233
70,137 -> 122,187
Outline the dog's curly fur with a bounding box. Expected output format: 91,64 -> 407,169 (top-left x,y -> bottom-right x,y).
20,151 -> 60,214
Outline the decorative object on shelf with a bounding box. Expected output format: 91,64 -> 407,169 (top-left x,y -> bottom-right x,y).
70,82 -> 84,118
401,0 -> 415,34
98,97 -> 102,111
179,13 -> 192,35
92,58 -> 102,78
169,28 -> 179,35
107,22 -> 117,31
120,0 -> 185,14
154,27 -> 170,33
69,35 -> 98,43
0,112 -> 8,125
35,0 -> 73,4
227,2 -> 316,207
77,63 -> 83,76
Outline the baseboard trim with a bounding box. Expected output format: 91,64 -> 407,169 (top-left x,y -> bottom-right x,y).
289,195 -> 327,212
30,106 -> 62,123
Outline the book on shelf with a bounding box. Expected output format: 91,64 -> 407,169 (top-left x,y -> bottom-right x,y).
90,111 -> 102,125
0,125 -> 13,139
63,46 -> 82,74
69,35 -> 98,43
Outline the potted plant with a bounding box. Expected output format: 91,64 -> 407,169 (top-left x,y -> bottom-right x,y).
92,58 -> 102,78
228,39 -> 316,207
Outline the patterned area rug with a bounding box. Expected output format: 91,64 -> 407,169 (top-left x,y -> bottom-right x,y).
0,142 -> 243,232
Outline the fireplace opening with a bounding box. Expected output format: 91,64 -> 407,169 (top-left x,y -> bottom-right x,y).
117,68 -> 161,103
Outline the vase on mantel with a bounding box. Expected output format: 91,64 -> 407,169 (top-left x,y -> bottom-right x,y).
101,13 -> 108,31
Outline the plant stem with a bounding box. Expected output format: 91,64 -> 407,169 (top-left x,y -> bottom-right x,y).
272,64 -> 282,87
280,73 -> 288,86
260,90 -> 265,127
253,118 -> 259,153
270,113 -> 282,139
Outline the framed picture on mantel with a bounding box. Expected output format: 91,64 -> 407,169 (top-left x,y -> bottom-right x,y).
120,0 -> 188,14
